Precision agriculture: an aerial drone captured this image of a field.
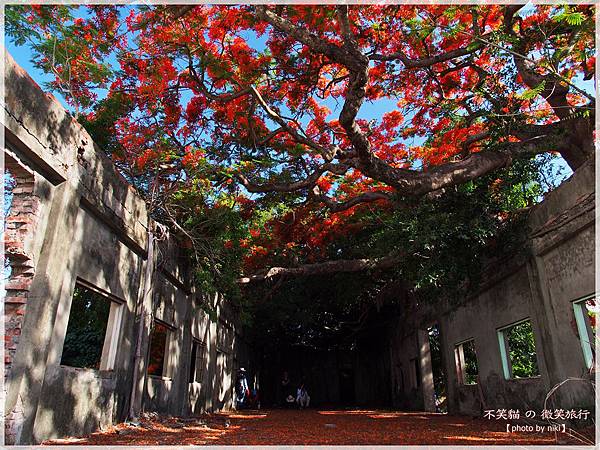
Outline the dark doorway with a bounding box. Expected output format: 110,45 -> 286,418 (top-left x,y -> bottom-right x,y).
428,324 -> 447,413
338,365 -> 355,405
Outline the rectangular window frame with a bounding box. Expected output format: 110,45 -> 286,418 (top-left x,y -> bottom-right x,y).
409,357 -> 420,388
147,319 -> 175,379
61,279 -> 125,372
189,338 -> 206,384
573,294 -> 596,370
454,338 -> 478,385
497,318 -> 540,380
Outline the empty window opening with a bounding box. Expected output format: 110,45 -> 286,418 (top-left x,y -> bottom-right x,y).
61,283 -> 123,370
455,339 -> 479,385
573,295 -> 597,370
428,324 -> 447,413
497,319 -> 540,379
189,339 -> 206,383
148,320 -> 172,378
410,357 -> 420,388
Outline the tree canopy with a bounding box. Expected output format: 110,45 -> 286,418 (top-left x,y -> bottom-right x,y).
7,5 -> 594,329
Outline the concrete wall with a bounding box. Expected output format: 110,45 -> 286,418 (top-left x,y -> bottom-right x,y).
389,159 -> 595,418
2,52 -> 248,445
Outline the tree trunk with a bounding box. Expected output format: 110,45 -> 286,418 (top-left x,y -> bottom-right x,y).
559,119 -> 595,171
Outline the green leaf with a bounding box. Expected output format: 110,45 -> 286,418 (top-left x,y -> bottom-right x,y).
466,41 -> 481,52
518,80 -> 546,100
553,7 -> 585,26
565,12 -> 585,26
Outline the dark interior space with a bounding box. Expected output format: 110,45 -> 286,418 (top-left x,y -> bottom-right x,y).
242,273 -> 407,410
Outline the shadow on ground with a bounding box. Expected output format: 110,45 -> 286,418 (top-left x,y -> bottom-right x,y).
42,408 -> 594,446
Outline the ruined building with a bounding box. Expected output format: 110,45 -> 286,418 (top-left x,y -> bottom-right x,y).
2,52 -> 595,445
3,53 -> 253,444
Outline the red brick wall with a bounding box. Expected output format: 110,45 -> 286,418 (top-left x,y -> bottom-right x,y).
3,155 -> 39,382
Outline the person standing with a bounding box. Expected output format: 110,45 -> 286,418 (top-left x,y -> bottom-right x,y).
236,368 -> 249,409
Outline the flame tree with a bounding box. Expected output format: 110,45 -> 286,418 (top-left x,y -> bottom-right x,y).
7,5 -> 595,305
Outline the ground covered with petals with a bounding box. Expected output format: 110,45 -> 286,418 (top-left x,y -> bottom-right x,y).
43,408 -> 593,445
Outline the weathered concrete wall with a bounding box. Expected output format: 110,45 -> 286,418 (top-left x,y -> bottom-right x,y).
2,52 -> 248,445
389,159 -> 595,419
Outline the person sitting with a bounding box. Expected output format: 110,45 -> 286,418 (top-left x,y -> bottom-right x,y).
280,370 -> 294,408
285,393 -> 296,408
296,382 -> 310,409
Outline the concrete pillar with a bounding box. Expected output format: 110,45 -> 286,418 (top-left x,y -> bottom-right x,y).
178,283 -> 196,416
525,255 -> 566,397
5,183 -> 80,444
417,329 -> 436,412
128,225 -> 155,419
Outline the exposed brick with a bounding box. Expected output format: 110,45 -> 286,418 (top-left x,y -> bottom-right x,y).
8,274 -> 33,282
5,281 -> 31,291
5,216 -> 34,225
9,267 -> 34,277
5,328 -> 21,337
4,241 -> 26,248
5,304 -> 27,315
4,154 -> 38,389
11,187 -> 34,194
4,297 -> 28,304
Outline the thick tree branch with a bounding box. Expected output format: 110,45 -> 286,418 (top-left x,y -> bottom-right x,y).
336,5 -> 364,61
312,188 -> 393,213
356,133 -> 566,196
461,130 -> 490,156
239,254 -> 400,283
333,5 -> 374,167
170,6 -> 196,21
236,162 -> 350,193
255,6 -> 358,69
370,42 -> 484,66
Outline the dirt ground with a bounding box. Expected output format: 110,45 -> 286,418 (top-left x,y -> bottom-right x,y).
43,408 -> 594,446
